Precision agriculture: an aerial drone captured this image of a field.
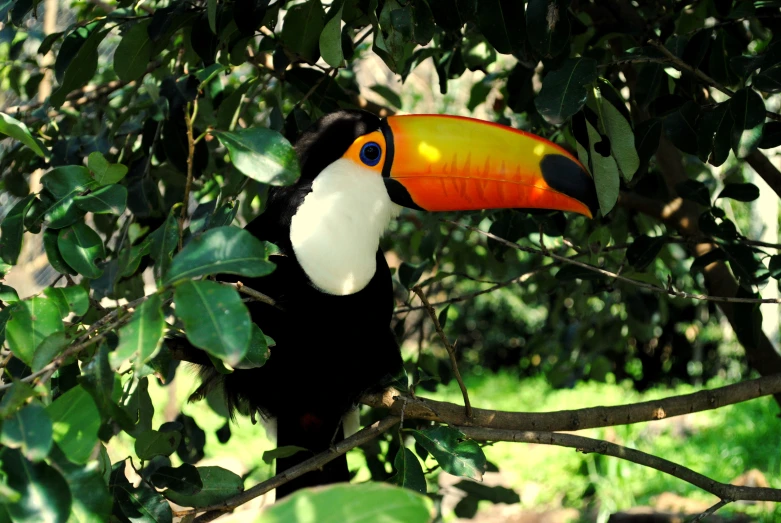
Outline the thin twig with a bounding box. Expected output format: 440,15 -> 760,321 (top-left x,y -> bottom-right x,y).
179,416 -> 401,521
450,221 -> 781,305
412,285 -> 472,418
180,100 -> 197,251
687,499 -> 732,522
222,281 -> 284,310
647,40 -> 781,122
460,427 -> 781,503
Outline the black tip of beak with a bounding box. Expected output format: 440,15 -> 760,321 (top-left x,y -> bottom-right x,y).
540,154 -> 600,218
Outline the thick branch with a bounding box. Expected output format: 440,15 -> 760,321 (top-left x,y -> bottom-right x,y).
460,427 -> 781,503
361,373 -> 781,431
185,416 -> 400,521
747,149 -> 781,201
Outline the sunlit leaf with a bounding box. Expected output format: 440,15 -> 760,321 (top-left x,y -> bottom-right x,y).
57,222 -> 105,279
5,297 -> 63,366
110,294 -> 165,373
46,385 -> 101,465
410,426 -> 486,481
1,448 -> 71,522
0,403 -> 53,462
0,112 -> 46,157
215,127 -> 300,186
135,429 -> 182,460
73,184 -> 128,215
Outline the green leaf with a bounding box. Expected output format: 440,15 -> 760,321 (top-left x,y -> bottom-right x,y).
753,63 -> 781,93
114,20 -> 152,82
234,324 -> 271,369
585,119 -> 619,216
759,122 -> 781,149
595,85 -> 639,181
46,385 -> 101,465
399,261 -> 428,289
664,101 -> 700,154
163,466 -> 243,508
41,166 -> 96,229
526,0 -> 570,58
0,383 -> 36,419
50,27 -> 107,108
390,447 -> 426,494
215,127 -> 300,186
87,151 -> 128,186
369,84 -> 402,110
0,195 -> 35,265
148,209 -> 180,282
207,0 -> 217,33
134,429 -> 182,460
373,0 -> 416,73
0,112 -> 46,157
0,284 -> 18,304
281,0 -> 325,63
410,426 -> 486,481
475,0 -> 525,55
31,332 -> 69,373
150,464 -> 202,495
43,229 -> 77,275
57,223 -> 105,279
626,235 -> 666,271
73,184 -> 127,215
1,448 -> 71,523
262,446 -> 307,464
165,226 -> 274,284
110,462 -> 173,523
61,286 -> 89,316
730,87 -> 765,130
319,0 -> 345,67
535,58 -> 598,125
174,280 -> 251,366
717,183 -> 760,202
0,404 -> 53,462
110,294 -> 165,373
5,297 -> 64,366
256,482 -> 433,523
676,179 -> 711,207
48,446 -> 112,522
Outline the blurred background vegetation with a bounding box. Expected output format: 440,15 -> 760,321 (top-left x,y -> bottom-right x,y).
1,0 -> 781,521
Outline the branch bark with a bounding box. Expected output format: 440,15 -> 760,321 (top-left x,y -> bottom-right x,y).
747,149 -> 781,201
459,427 -> 781,503
361,373 -> 781,431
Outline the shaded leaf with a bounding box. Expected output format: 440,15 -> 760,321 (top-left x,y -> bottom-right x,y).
664,101 -> 700,154
281,0 -> 325,63
0,403 -> 53,462
535,58 -> 597,125
48,445 -> 112,522
109,462 -> 172,523
717,183 -> 759,202
585,119 -> 619,215
73,184 -> 128,215
626,235 -> 666,271
114,20 -> 153,82
0,195 -> 35,265
163,466 -> 243,508
410,426 -> 486,481
1,448 -> 71,523
150,464 -> 202,495
50,27 -> 107,108
390,447 -> 426,494
633,118 -> 661,165
676,179 -> 711,207
753,64 -> 781,93
730,88 -> 765,130
526,0 -> 570,58
43,229 -> 77,275
319,0 -> 345,68
233,324 -> 271,369
174,280 -> 251,366
57,223 -> 105,279
135,429 -> 182,460
5,297 -> 63,366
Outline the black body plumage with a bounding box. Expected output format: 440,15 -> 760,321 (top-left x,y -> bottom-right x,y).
191,110 -> 403,497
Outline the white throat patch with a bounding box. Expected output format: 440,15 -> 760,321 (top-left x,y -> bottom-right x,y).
289,158 -> 401,296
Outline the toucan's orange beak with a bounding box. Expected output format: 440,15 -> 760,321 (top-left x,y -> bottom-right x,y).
379,115 -> 597,218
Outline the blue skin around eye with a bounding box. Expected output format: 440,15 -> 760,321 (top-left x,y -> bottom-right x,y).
360,142 -> 382,166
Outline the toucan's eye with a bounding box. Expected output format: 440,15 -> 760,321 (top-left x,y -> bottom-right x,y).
359,142 -> 382,166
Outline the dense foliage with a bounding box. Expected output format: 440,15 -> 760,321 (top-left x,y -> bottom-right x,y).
0,0 -> 780,520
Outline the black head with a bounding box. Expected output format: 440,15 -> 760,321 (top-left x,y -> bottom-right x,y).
294,110 -> 382,181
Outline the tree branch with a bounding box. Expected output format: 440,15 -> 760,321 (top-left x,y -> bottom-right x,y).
361,373 -> 781,431
180,416 -> 401,521
448,220 -> 781,305
412,285 -> 472,418
459,427 -> 781,503
747,149 -> 781,201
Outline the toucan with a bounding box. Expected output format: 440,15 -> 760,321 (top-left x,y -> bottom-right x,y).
190,110 -> 597,498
